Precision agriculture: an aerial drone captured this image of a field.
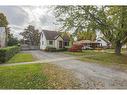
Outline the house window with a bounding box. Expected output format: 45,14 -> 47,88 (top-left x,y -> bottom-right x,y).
49,41 -> 53,45
64,41 -> 69,46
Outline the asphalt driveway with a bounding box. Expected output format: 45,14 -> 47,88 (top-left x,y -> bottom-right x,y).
22,50 -> 127,89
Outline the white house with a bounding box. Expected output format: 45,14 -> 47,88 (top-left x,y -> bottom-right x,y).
96,37 -> 111,48
40,30 -> 70,50
96,31 -> 111,48
0,27 -> 6,48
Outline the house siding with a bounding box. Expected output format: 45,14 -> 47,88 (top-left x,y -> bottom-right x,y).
96,37 -> 108,47
40,32 -> 47,49
55,36 -> 63,49
40,31 -> 70,50
0,27 -> 6,48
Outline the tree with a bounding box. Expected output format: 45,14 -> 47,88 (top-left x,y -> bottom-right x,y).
0,12 -> 9,46
20,25 -> 40,46
77,31 -> 96,41
7,33 -> 19,46
0,13 -> 8,27
54,6 -> 127,55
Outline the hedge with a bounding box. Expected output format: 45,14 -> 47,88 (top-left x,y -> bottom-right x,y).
44,46 -> 67,52
45,46 -> 56,52
0,46 -> 20,63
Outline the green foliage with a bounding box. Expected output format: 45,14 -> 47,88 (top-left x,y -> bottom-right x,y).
77,31 -> 96,41
0,46 -> 20,63
0,13 -> 8,27
56,48 -> 68,51
0,63 -> 79,89
7,34 -> 19,46
65,50 -> 127,66
7,53 -> 35,63
45,46 -> 67,52
45,46 -> 56,52
54,6 -> 127,54
0,64 -> 48,89
20,25 -> 40,46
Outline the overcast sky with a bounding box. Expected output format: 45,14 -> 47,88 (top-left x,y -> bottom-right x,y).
0,6 -> 59,39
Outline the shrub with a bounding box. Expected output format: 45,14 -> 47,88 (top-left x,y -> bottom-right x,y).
0,46 -> 20,63
45,46 -> 68,52
45,46 -> 56,52
56,48 -> 68,52
68,44 -> 83,52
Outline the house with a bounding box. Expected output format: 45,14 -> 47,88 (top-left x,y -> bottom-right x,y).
0,27 -> 6,48
73,40 -> 101,49
40,30 -> 70,50
96,37 -> 111,48
122,44 -> 127,49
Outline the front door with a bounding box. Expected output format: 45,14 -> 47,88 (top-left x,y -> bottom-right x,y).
59,41 -> 62,48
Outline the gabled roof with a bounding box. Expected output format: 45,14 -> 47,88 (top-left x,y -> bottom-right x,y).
42,30 -> 70,41
99,37 -> 110,44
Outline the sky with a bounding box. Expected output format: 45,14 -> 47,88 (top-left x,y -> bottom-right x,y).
0,6 -> 59,39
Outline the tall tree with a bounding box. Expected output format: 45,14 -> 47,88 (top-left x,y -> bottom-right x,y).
0,12 -> 9,46
54,6 -> 127,54
77,31 -> 96,41
7,33 -> 19,46
0,13 -> 8,27
20,25 -> 40,46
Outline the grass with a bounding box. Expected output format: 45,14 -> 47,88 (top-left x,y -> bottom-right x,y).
104,48 -> 127,53
0,63 -> 80,89
65,50 -> 127,71
7,53 -> 35,63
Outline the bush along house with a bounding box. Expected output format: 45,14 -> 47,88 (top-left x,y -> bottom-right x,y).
40,30 -> 70,50
0,27 -> 6,48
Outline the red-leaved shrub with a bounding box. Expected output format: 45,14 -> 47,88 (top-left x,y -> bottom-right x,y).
68,44 -> 83,52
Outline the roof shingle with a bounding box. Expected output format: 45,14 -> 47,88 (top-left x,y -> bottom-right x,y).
42,30 -> 70,41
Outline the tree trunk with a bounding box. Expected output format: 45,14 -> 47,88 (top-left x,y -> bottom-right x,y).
115,42 -> 122,55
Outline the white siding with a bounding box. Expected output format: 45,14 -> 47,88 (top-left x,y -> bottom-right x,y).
96,37 -> 108,47
122,44 -> 127,49
40,33 -> 65,49
0,27 -> 6,48
55,36 -> 63,49
40,32 -> 47,49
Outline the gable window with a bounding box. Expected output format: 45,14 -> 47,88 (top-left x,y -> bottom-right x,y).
49,40 -> 53,45
64,41 -> 69,46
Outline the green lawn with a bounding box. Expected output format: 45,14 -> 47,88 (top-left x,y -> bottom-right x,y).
65,50 -> 127,70
104,48 -> 127,53
0,63 -> 79,89
7,53 -> 35,63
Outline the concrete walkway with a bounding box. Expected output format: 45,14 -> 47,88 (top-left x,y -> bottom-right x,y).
1,50 -> 127,89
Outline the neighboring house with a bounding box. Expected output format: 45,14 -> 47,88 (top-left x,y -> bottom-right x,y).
96,37 -> 111,48
73,40 -> 100,49
0,27 -> 6,48
40,30 -> 70,50
122,44 -> 127,49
